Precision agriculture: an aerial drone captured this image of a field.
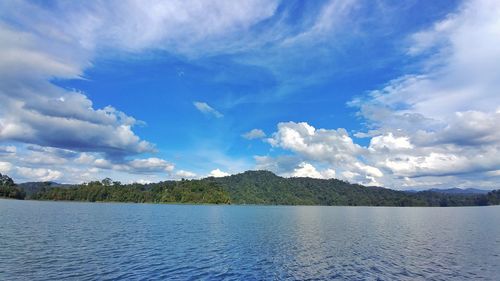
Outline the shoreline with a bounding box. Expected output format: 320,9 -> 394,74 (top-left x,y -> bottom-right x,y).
2,197 -> 498,208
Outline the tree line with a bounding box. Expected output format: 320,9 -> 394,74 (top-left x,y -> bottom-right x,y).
2,171 -> 499,206
0,173 -> 25,199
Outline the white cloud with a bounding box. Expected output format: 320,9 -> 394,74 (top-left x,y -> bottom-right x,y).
290,162 -> 336,179
260,122 -> 384,185
265,122 -> 381,185
267,122 -> 363,165
75,153 -> 96,164
193,102 -> 223,118
0,0 -> 280,55
0,23 -> 154,158
94,158 -> 112,169
242,129 -> 266,140
336,0 -> 500,188
0,144 -> 183,183
356,0 -> 500,120
369,133 -> 413,151
175,170 -> 197,178
16,167 -> 62,182
127,158 -> 174,173
291,162 -> 323,178
322,168 -> 337,179
282,0 -> 358,45
0,161 -> 12,173
0,145 -> 16,155
208,168 -> 230,178
134,179 -> 153,184
262,116 -> 500,189
91,157 -> 175,174
432,111 -> 500,146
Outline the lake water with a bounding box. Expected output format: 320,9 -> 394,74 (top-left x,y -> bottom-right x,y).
1,199 -> 499,280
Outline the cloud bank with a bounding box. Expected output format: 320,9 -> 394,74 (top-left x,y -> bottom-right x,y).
258,0 -> 500,189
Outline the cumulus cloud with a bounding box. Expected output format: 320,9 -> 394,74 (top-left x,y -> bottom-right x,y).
291,162 -> 323,178
242,129 -> 266,140
16,167 -> 62,182
262,115 -> 500,189
290,162 -> 336,179
255,156 -> 337,179
368,133 -> 413,151
267,122 -> 363,164
0,22 -> 154,159
341,0 -> 500,188
260,122 -> 384,185
292,162 -> 322,178
208,168 -> 230,178
265,122 -> 380,185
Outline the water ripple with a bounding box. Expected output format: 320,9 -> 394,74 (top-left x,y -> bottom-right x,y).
1,200 -> 499,280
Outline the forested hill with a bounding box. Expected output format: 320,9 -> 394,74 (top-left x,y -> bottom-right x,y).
207,171 -> 500,206
2,171 -> 500,206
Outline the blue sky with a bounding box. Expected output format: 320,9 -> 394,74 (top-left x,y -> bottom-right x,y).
1,0 -> 499,189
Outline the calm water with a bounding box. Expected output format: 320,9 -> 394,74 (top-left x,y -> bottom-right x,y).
1,199 -> 499,280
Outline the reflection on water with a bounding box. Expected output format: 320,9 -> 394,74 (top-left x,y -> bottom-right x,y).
1,199 -> 499,280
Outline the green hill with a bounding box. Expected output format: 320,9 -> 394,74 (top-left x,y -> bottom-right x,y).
3,171 -> 499,206
206,171 -> 495,206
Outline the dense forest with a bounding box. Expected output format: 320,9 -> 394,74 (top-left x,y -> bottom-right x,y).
0,173 -> 26,199
2,171 -> 500,206
29,178 -> 230,204
206,171 -> 500,206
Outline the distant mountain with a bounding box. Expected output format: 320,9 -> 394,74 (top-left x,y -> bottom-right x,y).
427,188 -> 490,195
405,188 -> 491,195
18,181 -> 70,197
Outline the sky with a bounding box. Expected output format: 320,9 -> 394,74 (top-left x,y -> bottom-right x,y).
0,0 -> 499,190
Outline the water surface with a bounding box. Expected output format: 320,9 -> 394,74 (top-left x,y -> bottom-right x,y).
1,199 -> 499,280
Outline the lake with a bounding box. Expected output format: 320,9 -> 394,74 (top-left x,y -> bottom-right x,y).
1,199 -> 499,280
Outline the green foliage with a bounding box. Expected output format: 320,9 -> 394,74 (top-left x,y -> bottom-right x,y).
486,190 -> 500,205
206,171 -> 499,207
31,178 -> 230,204
3,171 -> 499,207
0,173 -> 25,199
